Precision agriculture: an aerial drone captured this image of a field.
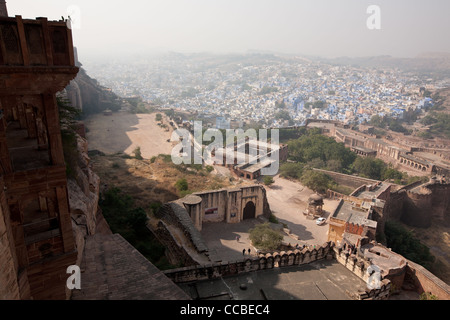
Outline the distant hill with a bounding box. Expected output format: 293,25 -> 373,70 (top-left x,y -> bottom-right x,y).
318,52 -> 450,79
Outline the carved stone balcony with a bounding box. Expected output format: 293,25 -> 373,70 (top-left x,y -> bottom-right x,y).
0,15 -> 79,95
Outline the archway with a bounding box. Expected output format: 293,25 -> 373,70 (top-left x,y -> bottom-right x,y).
243,201 -> 256,220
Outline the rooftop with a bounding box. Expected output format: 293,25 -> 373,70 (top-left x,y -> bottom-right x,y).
361,243 -> 407,276
235,158 -> 276,173
332,200 -> 377,229
353,183 -> 391,200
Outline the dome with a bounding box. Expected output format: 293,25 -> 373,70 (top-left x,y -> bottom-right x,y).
182,194 -> 202,205
308,194 -> 323,204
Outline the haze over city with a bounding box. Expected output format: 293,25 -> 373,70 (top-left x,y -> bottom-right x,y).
7,0 -> 450,61
2,0 -> 450,304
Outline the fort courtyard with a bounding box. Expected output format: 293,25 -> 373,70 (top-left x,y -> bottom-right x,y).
200,175 -> 341,263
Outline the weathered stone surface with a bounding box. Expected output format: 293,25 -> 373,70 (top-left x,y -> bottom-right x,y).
71,234 -> 190,300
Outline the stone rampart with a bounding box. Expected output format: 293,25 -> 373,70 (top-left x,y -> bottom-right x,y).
163,242 -> 335,283
313,168 -> 381,190
333,246 -> 392,300
156,201 -> 208,254
405,260 -> 450,300
151,220 -> 200,266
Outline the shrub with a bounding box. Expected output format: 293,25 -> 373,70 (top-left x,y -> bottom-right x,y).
249,223 -> 283,251
268,214 -> 279,224
158,154 -> 173,163
420,292 -> 438,300
133,146 -> 143,160
263,176 -> 274,186
175,178 -> 189,192
384,221 -> 435,269
99,187 -> 174,269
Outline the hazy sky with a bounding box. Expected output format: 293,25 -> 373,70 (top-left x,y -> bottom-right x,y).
7,0 -> 450,61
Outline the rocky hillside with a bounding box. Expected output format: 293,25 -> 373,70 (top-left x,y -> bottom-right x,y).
64,61 -> 122,115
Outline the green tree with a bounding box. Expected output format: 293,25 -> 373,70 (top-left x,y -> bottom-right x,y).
274,110 -> 291,121
155,113 -> 163,122
351,157 -> 385,180
370,114 -> 387,128
384,221 -> 435,270
300,170 -> 334,194
313,100 -> 327,109
257,86 -> 278,95
249,223 -> 283,251
382,167 -> 403,182
279,162 -> 304,179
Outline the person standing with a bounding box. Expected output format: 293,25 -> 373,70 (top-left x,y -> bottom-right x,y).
243,249 -> 246,256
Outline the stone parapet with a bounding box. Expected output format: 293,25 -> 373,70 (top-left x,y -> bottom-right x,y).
163,242 -> 335,283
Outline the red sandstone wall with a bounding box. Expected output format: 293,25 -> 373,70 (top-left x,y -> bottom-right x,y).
0,228 -> 20,299
406,260 -> 450,300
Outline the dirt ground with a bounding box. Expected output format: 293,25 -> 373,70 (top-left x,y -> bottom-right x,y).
85,111 -> 175,158
264,175 -> 340,246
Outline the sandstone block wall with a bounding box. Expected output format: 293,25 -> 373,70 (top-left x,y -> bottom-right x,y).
313,168 -> 381,189
157,201 -> 209,254
333,246 -> 392,300
405,260 -> 450,300
152,220 -> 199,266
0,221 -> 20,300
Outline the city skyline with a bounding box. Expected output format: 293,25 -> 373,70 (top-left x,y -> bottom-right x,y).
7,0 -> 450,61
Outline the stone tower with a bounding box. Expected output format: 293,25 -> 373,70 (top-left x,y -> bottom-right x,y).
0,10 -> 79,299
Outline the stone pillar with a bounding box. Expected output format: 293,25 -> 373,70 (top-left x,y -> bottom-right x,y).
42,94 -> 65,165
182,195 -> 203,231
0,1 -> 8,17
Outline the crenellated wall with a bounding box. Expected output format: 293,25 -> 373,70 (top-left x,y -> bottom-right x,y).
333,246 -> 392,300
163,242 -> 335,284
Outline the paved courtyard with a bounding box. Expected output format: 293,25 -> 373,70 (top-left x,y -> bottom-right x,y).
201,174 -> 340,263
179,259 -> 367,300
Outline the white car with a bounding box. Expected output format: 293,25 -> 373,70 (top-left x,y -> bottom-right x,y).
316,217 -> 326,225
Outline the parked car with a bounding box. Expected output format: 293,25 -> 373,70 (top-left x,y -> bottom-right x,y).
316,217 -> 326,225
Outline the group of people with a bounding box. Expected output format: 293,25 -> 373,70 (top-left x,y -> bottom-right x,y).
236,235 -> 253,256
343,242 -> 358,255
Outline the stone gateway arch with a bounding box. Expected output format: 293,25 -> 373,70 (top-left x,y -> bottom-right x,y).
243,200 -> 256,220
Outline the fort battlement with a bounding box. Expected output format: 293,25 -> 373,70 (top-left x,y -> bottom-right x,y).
163,242 -> 336,283
164,241 -> 395,300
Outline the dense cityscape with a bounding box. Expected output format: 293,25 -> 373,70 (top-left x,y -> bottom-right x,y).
84,53 -> 439,128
